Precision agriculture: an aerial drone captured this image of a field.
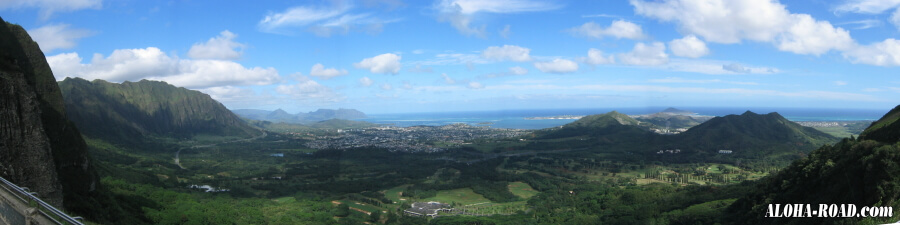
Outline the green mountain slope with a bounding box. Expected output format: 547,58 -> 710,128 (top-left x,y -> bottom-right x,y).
858,105 -> 900,143
58,78 -> 261,145
0,17 -> 99,215
728,106 -> 900,225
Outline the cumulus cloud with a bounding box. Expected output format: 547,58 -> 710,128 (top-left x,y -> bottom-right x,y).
433,0 -> 560,37
843,38 -> 900,66
309,63 -> 348,79
0,0 -> 101,20
258,2 -> 397,36
581,48 -> 615,65
381,83 -> 392,90
631,0 -> 853,55
569,20 -> 646,40
533,59 -> 578,73
669,35 -> 709,58
481,45 -> 532,62
619,42 -> 668,66
276,74 -> 341,101
354,53 -> 402,74
359,77 -> 374,86
45,47 -> 281,88
187,30 -> 245,60
722,63 -> 751,73
26,24 -> 93,53
776,14 -> 854,55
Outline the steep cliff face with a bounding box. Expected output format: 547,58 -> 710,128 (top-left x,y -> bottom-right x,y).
0,17 -> 98,208
58,78 -> 262,145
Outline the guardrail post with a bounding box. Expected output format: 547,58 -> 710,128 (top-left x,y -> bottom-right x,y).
26,207 -> 37,225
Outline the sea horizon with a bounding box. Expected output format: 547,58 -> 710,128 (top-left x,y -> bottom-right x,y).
357,107 -> 886,129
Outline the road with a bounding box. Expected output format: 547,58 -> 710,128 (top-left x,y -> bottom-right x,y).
174,131 -> 267,169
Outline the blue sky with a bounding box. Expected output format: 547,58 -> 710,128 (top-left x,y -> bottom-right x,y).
2,0 -> 900,114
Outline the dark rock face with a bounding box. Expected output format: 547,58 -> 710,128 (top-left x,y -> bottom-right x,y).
0,17 -> 98,208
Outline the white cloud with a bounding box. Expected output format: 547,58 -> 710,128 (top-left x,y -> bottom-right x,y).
664,59 -> 779,75
835,0 -> 900,14
837,19 -> 883,29
776,14 -> 854,55
187,30 -> 244,60
258,2 -> 396,36
569,20 -> 646,40
309,63 -> 348,79
631,0 -> 853,56
893,8 -> 900,30
481,45 -> 532,62
441,73 -> 457,84
669,35 -> 709,58
359,77 -> 374,86
533,59 -> 578,73
381,83 -> 393,90
835,81 -> 848,86
619,42 -> 668,66
509,66 -> 528,75
0,0 -> 101,20
45,47 -> 281,88
26,24 -> 92,53
843,38 -> 900,66
467,81 -> 484,89
500,24 -> 511,38
354,53 -> 402,74
276,74 -> 341,101
581,48 -> 615,65
433,0 -> 560,37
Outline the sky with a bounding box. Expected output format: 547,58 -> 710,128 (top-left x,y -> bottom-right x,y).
2,0 -> 900,114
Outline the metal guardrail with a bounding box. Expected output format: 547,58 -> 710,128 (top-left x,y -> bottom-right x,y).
0,176 -> 84,225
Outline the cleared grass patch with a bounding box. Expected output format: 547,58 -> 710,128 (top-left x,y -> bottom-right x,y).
507,182 -> 538,199
424,188 -> 491,205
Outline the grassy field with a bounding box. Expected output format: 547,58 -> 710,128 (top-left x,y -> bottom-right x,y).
812,127 -> 854,138
383,185 -> 409,203
335,199 -> 387,214
507,182 -> 538,199
424,188 -> 491,205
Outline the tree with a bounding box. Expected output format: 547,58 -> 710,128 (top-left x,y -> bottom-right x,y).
369,210 -> 382,223
335,204 -> 350,217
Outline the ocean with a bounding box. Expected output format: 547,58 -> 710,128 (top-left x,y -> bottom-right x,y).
357,107 -> 887,130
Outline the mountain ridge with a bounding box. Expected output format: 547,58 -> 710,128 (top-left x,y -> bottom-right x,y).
233,108 -> 367,124
58,77 -> 261,146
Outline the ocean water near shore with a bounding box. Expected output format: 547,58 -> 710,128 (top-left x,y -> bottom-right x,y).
357,107 -> 886,130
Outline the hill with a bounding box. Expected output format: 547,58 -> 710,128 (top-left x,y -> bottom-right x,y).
58,77 -> 261,145
663,111 -> 838,163
634,108 -> 711,130
858,105 -> 900,143
728,106 -> 900,225
232,108 -> 367,124
662,107 -> 694,114
0,17 -> 98,214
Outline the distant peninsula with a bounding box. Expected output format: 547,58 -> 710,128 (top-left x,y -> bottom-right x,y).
525,115 -> 585,120
232,108 -> 367,124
